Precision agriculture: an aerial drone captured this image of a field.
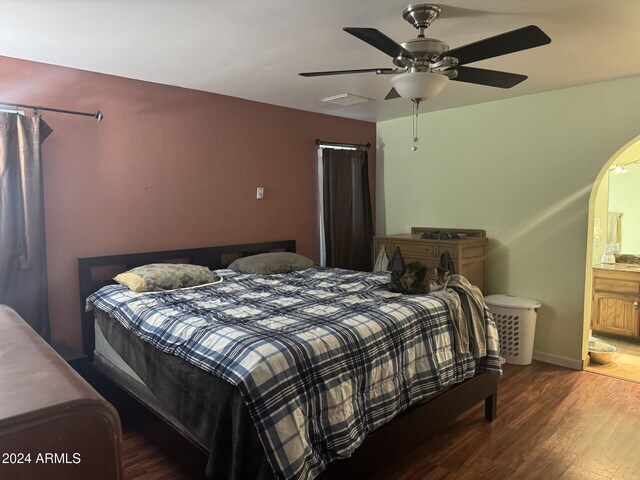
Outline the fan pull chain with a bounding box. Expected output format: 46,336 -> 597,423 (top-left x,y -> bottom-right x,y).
411,99 -> 421,152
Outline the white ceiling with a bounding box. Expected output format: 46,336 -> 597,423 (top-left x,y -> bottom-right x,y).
2,0 -> 640,122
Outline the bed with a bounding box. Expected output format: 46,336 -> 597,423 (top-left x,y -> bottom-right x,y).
78,240 -> 501,480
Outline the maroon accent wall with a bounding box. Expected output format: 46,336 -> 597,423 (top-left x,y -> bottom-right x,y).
0,56 -> 376,349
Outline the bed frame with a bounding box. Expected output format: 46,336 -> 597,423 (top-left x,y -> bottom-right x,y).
77,240 -> 497,478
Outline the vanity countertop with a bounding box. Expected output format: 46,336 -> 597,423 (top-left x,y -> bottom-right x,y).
594,263 -> 640,272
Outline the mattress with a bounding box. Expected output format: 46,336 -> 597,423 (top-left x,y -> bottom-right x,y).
95,316 -> 144,384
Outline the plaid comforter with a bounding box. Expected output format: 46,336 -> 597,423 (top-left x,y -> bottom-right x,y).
87,266 -> 501,480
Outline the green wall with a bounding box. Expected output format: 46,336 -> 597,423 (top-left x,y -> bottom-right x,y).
376,75 -> 640,365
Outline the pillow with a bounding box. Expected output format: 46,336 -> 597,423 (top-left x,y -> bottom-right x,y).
228,252 -> 314,275
114,263 -> 218,292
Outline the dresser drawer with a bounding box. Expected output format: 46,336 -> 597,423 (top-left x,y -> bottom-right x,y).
374,238 -> 394,256
593,277 -> 640,295
437,244 -> 458,258
462,244 -> 486,259
393,241 -> 436,259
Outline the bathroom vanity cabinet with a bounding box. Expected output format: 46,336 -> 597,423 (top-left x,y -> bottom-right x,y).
592,265 -> 640,339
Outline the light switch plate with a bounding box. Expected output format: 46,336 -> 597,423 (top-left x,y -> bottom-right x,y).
256,187 -> 264,199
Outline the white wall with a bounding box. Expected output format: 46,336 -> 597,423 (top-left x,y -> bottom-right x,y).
377,75 -> 640,365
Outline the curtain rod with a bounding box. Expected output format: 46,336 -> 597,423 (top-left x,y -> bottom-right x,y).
316,138 -> 371,150
0,101 -> 103,122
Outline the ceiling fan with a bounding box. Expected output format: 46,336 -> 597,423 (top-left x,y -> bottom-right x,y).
299,4 -> 552,103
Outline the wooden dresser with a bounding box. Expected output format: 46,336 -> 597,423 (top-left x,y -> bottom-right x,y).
0,305 -> 123,480
374,227 -> 488,293
591,265 -> 640,339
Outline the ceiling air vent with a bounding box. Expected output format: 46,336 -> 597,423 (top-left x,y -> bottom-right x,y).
319,93 -> 373,106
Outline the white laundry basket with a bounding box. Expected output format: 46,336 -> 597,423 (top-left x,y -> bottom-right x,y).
484,294 -> 541,366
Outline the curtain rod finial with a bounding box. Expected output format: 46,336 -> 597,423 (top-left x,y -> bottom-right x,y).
95,111 -> 104,122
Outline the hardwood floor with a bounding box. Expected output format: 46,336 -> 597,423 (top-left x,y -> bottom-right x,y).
122,411 -> 208,480
121,362 -> 640,479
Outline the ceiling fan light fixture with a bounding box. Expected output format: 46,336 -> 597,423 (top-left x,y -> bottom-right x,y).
390,72 -> 449,101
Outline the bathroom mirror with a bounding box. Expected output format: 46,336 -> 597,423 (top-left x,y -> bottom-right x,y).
607,163 -> 640,258
593,162 -> 640,264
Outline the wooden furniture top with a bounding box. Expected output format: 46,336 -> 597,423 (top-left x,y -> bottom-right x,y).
0,305 -> 113,421
593,263 -> 640,273
381,233 -> 487,245
410,227 -> 486,238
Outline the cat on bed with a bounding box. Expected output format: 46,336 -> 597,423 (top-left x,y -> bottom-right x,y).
390,262 -> 450,294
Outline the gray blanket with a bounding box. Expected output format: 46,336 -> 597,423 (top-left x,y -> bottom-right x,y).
95,310 -> 273,480
432,274 -> 487,358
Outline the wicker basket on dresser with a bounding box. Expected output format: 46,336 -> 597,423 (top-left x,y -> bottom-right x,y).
373,227 -> 488,293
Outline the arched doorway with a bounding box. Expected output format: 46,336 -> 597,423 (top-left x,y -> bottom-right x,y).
582,134 -> 640,380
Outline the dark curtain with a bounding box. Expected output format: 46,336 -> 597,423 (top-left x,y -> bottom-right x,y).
0,112 -> 53,340
322,148 -> 373,271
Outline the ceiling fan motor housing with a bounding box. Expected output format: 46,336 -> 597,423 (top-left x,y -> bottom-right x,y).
402,4 -> 442,32
394,4 -> 449,68
395,37 -> 450,67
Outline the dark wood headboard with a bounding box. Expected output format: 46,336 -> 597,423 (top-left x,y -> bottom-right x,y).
78,240 -> 296,357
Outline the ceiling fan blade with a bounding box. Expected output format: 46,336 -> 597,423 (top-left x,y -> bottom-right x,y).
299,68 -> 395,77
446,25 -> 551,65
452,66 -> 527,88
385,88 -> 400,100
343,27 -> 413,59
